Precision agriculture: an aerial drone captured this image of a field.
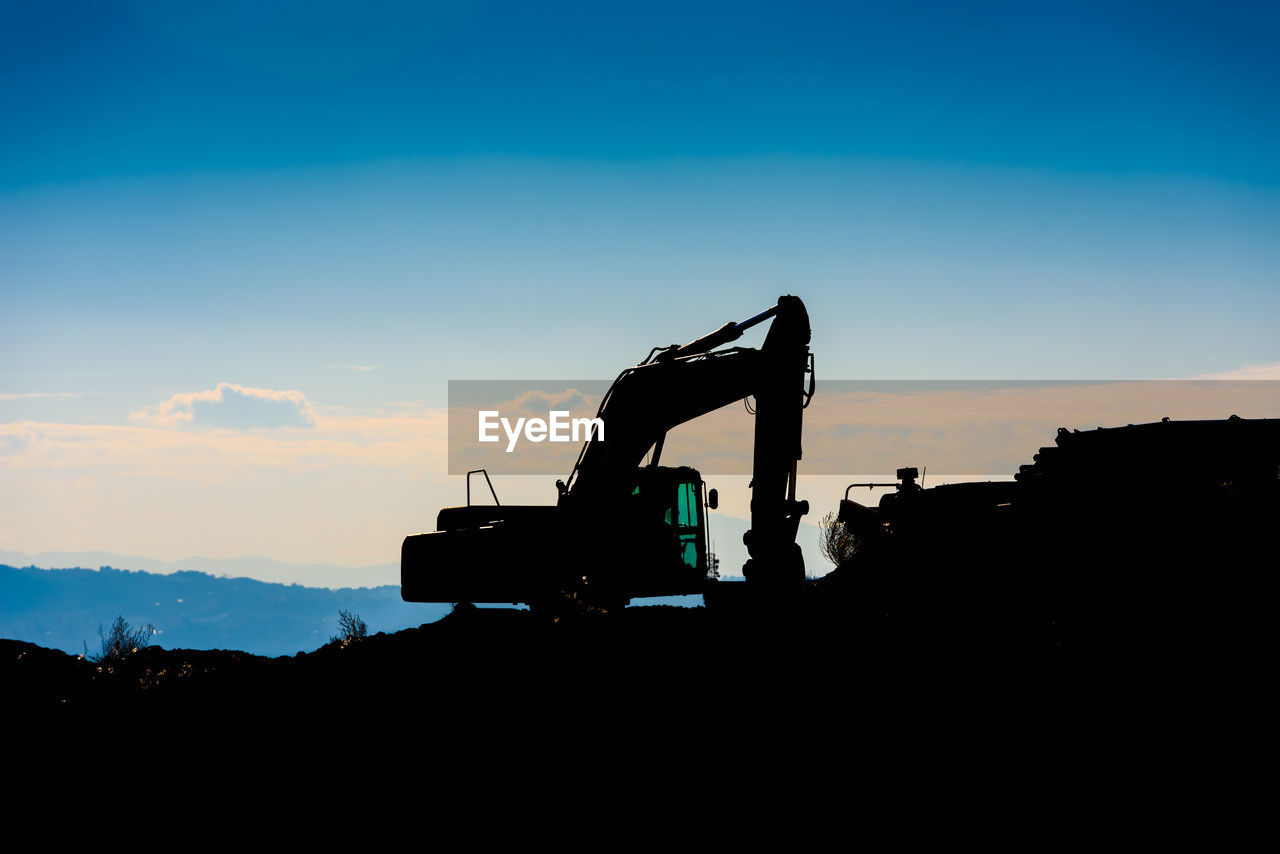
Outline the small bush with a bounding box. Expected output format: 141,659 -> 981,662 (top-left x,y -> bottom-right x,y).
331,609 -> 368,646
87,615 -> 157,663
819,511 -> 861,567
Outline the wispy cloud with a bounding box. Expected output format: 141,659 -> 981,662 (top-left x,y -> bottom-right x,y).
2,408 -> 447,481
0,391 -> 97,401
130,382 -> 316,429
1191,362 -> 1280,380
511,388 -> 591,413
329,364 -> 375,372
0,408 -> 452,566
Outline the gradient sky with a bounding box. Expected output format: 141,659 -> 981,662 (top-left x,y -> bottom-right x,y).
2,1 -> 1278,580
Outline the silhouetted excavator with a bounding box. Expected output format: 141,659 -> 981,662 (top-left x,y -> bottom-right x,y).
401,295 -> 815,613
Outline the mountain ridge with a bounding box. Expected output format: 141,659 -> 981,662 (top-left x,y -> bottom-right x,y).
0,563 -> 447,657
0,548 -> 400,589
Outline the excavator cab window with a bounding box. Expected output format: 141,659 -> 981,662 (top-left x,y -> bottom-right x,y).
633,469 -> 706,575
663,479 -> 701,570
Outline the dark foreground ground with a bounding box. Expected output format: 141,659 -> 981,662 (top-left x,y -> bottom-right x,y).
6,598 -> 874,718
8,584 -> 1268,826
6,579 -> 1257,725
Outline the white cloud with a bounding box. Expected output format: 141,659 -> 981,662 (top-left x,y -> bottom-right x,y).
329,364 -> 375,371
511,388 -> 592,413
130,382 -> 317,429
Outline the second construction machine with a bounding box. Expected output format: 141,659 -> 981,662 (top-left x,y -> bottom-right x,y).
401,295 -> 815,612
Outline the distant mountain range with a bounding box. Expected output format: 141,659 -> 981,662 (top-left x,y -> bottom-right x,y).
0,519 -> 830,657
0,563 -> 714,658
0,549 -> 399,589
0,514 -> 830,590
0,564 -> 450,658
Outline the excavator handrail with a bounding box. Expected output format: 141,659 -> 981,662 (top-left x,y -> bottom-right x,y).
845,482 -> 899,500
467,469 -> 501,506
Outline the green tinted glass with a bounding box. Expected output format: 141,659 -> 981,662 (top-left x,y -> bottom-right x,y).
678,533 -> 698,569
677,481 -> 699,528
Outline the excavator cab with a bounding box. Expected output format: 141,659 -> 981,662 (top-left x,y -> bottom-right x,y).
610,465 -> 712,599
401,465 -> 714,607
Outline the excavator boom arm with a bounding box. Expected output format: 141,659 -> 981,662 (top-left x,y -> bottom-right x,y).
566,295 -> 813,585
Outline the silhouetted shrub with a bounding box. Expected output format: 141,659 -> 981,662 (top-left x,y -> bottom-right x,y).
819,511 -> 860,567
331,609 -> 368,646
86,615 -> 157,663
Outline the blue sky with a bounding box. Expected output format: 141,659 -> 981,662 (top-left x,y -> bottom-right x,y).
2,1 -> 1277,575
5,2 -> 1279,180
